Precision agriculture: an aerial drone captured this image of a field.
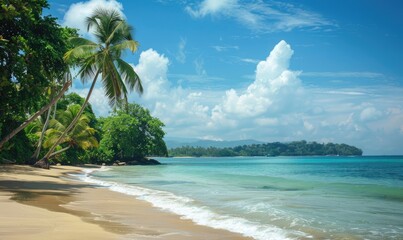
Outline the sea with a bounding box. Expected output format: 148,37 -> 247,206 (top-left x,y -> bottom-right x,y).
76,156 -> 403,240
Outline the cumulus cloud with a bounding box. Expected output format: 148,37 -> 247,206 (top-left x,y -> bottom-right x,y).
130,49 -> 211,135
63,0 -> 124,36
127,41 -> 311,143
69,40 -> 403,154
209,40 -> 303,123
68,81 -> 111,116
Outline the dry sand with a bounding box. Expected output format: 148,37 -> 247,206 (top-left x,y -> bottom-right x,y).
0,165 -> 250,240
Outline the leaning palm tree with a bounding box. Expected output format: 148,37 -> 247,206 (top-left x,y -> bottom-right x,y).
0,75 -> 71,150
34,104 -> 98,168
35,8 -> 143,168
31,72 -> 72,161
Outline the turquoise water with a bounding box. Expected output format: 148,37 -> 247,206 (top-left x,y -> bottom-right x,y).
81,156 -> 403,239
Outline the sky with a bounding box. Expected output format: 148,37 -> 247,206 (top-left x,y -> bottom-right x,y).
46,0 -> 403,155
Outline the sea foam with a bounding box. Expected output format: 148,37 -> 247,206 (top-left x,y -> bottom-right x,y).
75,168 -> 301,240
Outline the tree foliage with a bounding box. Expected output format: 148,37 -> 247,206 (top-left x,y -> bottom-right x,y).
98,103 -> 168,163
42,8 -> 143,164
169,141 -> 363,157
0,0 -> 75,162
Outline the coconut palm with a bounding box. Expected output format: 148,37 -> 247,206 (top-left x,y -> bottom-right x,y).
37,8 -> 143,168
31,72 -> 72,161
34,104 -> 98,168
0,77 -> 71,150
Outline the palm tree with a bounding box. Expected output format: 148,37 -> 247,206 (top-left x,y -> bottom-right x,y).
0,78 -> 71,150
31,72 -> 72,161
35,8 -> 143,168
34,104 -> 98,168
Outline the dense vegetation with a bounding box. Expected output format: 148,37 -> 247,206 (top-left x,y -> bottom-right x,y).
168,141 -> 363,157
26,94 -> 168,165
1,0 -> 77,163
0,1 -> 167,166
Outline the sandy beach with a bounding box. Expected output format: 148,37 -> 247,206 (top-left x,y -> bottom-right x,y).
0,165 -> 249,240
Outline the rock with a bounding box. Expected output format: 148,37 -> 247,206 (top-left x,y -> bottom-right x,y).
102,163 -> 106,166
56,163 -> 61,166
126,158 -> 161,165
33,158 -> 50,169
117,162 -> 126,166
147,159 -> 161,165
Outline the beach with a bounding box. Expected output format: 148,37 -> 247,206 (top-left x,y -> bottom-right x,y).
0,165 -> 249,240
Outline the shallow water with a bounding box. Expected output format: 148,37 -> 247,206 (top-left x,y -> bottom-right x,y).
80,156 -> 403,239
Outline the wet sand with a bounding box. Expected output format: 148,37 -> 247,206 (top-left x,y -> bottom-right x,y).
0,165 -> 250,240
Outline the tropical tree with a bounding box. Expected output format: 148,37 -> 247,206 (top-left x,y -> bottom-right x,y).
0,78 -> 71,150
36,8 -> 143,168
0,0 -> 77,152
99,103 -> 167,162
33,104 -> 98,168
30,72 -> 73,161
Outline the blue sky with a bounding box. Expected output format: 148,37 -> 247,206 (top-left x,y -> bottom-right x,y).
47,0 -> 403,155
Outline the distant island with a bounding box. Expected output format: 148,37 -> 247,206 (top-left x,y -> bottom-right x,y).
168,140 -> 363,157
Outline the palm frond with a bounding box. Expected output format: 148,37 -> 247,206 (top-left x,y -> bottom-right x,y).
110,40 -> 139,53
69,37 -> 97,48
101,54 -> 129,107
64,44 -> 98,63
115,58 -> 143,94
77,56 -> 99,83
48,119 -> 65,132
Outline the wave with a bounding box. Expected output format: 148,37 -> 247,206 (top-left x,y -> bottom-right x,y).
74,168 -> 308,240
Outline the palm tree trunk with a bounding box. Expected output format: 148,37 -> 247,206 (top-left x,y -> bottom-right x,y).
31,106 -> 52,160
0,80 -> 71,150
49,145 -> 71,158
52,100 -> 57,119
40,71 -> 100,163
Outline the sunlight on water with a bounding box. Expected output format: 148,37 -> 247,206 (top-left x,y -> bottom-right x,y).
82,156 -> 403,239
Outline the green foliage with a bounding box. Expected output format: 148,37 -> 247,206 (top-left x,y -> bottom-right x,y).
0,0 -> 75,124
98,103 -> 168,163
57,93 -> 99,136
0,0 -> 77,162
0,5 -> 166,166
42,8 -> 144,161
0,131 -> 33,164
20,102 -> 98,165
63,8 -> 143,108
44,104 -> 98,151
169,141 -> 363,157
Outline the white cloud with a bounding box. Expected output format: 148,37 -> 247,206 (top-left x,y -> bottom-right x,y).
131,49 -> 170,100
360,107 -> 382,121
212,45 -> 239,52
302,71 -> 384,78
304,121 -> 315,132
176,38 -> 187,64
69,41 -> 403,155
194,58 -> 207,76
185,0 -> 237,17
130,49 -> 211,135
63,0 -> 124,37
239,58 -> 260,64
209,40 -> 303,121
185,0 -> 335,32
255,118 -> 279,126
68,81 -> 111,116
201,135 -> 224,141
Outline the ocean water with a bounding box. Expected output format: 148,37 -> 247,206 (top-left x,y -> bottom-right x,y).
77,156 -> 403,240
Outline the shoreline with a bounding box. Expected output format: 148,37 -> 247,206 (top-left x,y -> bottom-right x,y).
0,165 -> 250,240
